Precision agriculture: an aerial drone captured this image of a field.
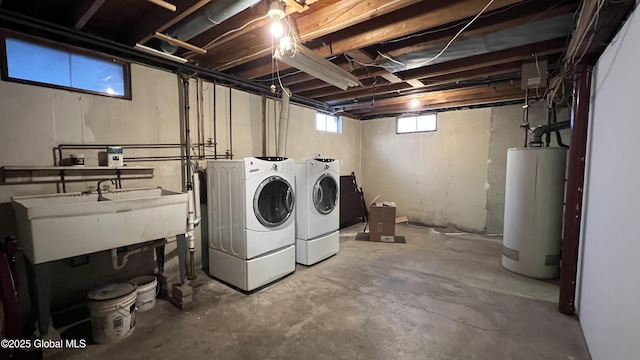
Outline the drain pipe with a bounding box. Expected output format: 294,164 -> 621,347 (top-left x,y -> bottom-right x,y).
111,239 -> 168,270
179,73 -> 198,279
277,88 -> 291,157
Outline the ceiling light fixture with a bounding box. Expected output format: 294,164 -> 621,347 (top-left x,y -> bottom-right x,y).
134,43 -> 188,63
271,20 -> 284,38
410,99 -> 420,108
274,38 -> 362,90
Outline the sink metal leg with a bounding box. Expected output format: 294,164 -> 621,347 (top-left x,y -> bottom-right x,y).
155,241 -> 165,274
177,234 -> 187,284
25,259 -> 54,337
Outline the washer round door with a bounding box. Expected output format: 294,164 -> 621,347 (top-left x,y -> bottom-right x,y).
313,173 -> 338,215
254,176 -> 295,227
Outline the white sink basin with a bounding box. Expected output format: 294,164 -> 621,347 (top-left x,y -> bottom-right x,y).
12,187 -> 188,264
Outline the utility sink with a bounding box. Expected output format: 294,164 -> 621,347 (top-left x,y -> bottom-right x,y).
12,187 -> 188,264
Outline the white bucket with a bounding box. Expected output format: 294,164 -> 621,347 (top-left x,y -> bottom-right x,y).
131,275 -> 158,312
87,282 -> 137,344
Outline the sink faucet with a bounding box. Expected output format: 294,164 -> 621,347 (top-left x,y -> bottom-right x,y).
97,179 -> 117,201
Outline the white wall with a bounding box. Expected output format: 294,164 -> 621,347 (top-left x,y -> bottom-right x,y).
576,7 -> 640,360
360,108 -> 492,232
0,59 -> 361,309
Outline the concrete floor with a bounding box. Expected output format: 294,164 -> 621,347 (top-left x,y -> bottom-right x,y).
48,224 -> 590,359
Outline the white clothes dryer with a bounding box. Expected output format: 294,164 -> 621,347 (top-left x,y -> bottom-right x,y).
207,157 -> 296,291
294,157 -> 340,265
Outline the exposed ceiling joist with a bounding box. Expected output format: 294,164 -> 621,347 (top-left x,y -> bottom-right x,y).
181,0 -> 319,59
345,93 -> 525,118
129,0 -> 206,45
282,0 -> 308,13
197,0 -> 425,71
337,82 -> 522,111
315,62 -> 523,103
375,1 -> 578,61
148,0 -> 177,12
235,0 -> 527,80
153,31 -> 207,54
74,0 -> 106,30
396,37 -> 567,80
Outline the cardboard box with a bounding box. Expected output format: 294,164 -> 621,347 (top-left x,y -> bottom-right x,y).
369,202 -> 396,242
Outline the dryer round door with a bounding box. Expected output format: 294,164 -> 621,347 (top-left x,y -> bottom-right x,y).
253,176 -> 295,227
313,173 -> 338,215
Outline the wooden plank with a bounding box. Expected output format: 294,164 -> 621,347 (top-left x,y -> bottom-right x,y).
315,61 -> 523,103
148,0 -> 177,12
378,1 -> 578,60
282,0 -> 308,13
337,82 -> 521,111
344,92 -> 525,118
195,0 -> 425,71
396,38 -> 566,80
182,0 -> 319,58
234,0 -> 526,79
74,0 -> 106,30
154,32 -> 207,54
128,0 -> 204,45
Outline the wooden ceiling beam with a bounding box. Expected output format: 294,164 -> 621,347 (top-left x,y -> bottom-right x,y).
153,32 -> 207,54
564,0 -> 635,65
344,92 -> 525,118
194,0 -> 427,71
344,88 -> 525,115
282,0 -> 309,13
233,0 -> 526,80
376,0 -> 578,61
74,0 -> 106,30
289,76 -> 385,94
281,66 -> 388,87
396,37 -> 566,80
148,0 -> 177,12
181,0 -> 320,59
128,0 -> 208,46
315,61 -> 523,103
338,82 -> 521,111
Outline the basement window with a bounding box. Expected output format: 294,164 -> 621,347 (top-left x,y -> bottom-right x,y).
316,112 -> 342,133
1,32 -> 131,99
397,114 -> 437,134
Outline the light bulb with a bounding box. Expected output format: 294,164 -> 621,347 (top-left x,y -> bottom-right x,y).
410,99 -> 420,108
271,20 -> 284,38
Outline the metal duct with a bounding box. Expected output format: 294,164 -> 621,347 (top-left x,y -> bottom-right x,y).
161,0 -> 261,54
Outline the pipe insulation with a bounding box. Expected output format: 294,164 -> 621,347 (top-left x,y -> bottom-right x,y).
276,89 -> 291,157
161,0 -> 261,54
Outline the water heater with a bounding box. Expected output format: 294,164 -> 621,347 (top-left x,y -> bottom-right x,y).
502,147 -> 567,279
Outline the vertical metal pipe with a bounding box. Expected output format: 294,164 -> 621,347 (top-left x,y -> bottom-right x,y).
213,81 -> 217,159
182,75 -> 192,188
559,64 -> 592,315
262,95 -> 267,157
523,88 -> 530,147
229,86 -> 233,159
197,78 -> 205,159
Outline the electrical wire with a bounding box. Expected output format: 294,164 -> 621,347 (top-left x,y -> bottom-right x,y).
377,51 -> 405,66
404,0 -> 496,68
382,0 -> 531,45
184,15 -> 269,58
570,0 -> 606,64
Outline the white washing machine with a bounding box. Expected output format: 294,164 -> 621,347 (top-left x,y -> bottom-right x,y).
294,157 -> 340,265
207,157 -> 296,291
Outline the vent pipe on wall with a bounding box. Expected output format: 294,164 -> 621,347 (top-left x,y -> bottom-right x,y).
276,89 -> 291,157
161,0 -> 262,54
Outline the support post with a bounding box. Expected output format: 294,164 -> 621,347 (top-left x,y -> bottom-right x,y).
559,64 -> 592,315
